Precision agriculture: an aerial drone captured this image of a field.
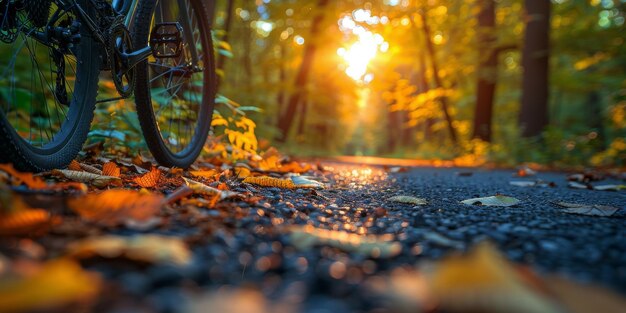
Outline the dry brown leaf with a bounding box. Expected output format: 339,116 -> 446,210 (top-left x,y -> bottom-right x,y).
182,178 -> 239,200
289,225 -> 402,258
67,235 -> 191,265
67,190 -> 163,227
430,243 -> 561,313
0,259 -> 101,312
102,162 -> 121,178
133,167 -> 161,188
52,170 -> 120,188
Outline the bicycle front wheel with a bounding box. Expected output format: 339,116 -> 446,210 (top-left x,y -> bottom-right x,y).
133,0 -> 217,168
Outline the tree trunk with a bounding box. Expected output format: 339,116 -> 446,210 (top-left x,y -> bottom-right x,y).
419,10 -> 458,144
277,0 -> 329,142
216,0 -> 236,76
205,0 -> 217,28
519,0 -> 551,137
472,0 -> 497,142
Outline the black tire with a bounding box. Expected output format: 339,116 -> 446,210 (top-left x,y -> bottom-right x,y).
0,0 -> 101,172
133,0 -> 216,168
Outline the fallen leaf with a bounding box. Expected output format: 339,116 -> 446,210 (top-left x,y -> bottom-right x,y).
190,170 -> 218,179
0,259 -> 101,312
68,161 -> 102,175
510,180 -> 555,188
0,164 -> 47,189
183,178 -> 239,200
52,170 -> 121,188
243,176 -> 295,189
567,172 -> 604,183
567,182 -> 591,189
592,184 -> 626,191
430,243 -> 561,313
515,167 -> 536,177
290,176 -> 325,189
67,190 -> 164,227
289,225 -> 402,258
543,276 -> 626,313
388,196 -> 428,205
67,235 -> 191,265
0,208 -> 59,236
234,167 -> 251,178
132,167 -> 161,188
102,162 -> 121,178
554,202 -> 619,217
461,195 -> 520,207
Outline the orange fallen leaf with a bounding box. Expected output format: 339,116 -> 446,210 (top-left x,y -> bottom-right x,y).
0,209 -> 59,236
68,160 -> 81,171
189,170 -> 218,179
133,167 -> 161,188
0,164 -> 47,189
102,162 -> 121,178
67,190 -> 163,227
243,176 -> 295,189
0,259 -> 101,312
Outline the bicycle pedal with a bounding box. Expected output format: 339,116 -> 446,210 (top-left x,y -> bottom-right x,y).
150,22 -> 183,59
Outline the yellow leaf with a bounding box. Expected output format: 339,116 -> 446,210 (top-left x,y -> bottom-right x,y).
431,243 -> 561,313
0,259 -> 101,312
289,225 -> 402,258
243,176 -> 295,189
67,235 -> 191,265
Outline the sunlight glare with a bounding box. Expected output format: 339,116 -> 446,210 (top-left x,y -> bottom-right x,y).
339,31 -> 384,81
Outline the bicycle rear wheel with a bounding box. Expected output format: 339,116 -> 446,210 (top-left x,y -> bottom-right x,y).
133,0 -> 216,168
0,0 -> 100,171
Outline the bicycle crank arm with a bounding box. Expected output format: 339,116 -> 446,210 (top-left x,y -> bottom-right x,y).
120,46 -> 152,70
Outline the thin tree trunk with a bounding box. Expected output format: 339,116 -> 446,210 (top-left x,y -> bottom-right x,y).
419,9 -> 458,144
519,0 -> 551,137
216,0 -> 236,77
205,0 -> 217,28
277,0 -> 329,142
473,0 -> 497,142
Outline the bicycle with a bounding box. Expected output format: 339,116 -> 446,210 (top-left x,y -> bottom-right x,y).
0,0 -> 217,171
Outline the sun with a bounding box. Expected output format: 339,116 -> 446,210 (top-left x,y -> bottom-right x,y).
337,31 -> 386,82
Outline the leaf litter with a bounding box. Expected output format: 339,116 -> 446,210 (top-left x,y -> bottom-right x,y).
554,202 -> 620,217
461,195 -> 521,207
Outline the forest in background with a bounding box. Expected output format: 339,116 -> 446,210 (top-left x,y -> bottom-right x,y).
89,0 -> 625,168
